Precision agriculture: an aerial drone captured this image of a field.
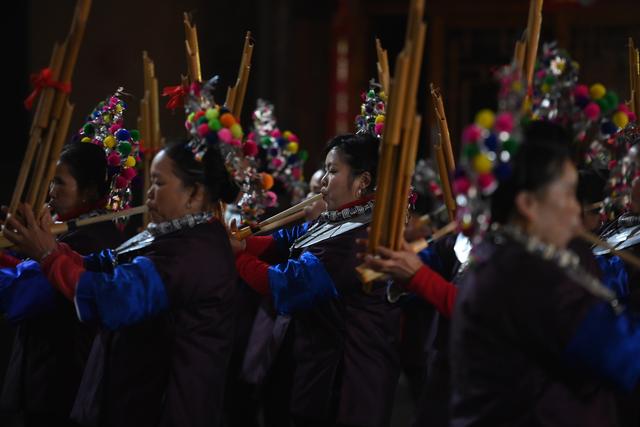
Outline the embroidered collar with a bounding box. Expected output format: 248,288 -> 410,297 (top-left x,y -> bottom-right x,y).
492,224 -> 623,314
115,212 -> 213,256
318,199 -> 375,223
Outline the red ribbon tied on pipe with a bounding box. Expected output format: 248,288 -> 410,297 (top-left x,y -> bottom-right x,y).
24,68 -> 71,110
162,84 -> 187,110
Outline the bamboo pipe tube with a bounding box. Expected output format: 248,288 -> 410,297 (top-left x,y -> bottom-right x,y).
524,0 -> 543,91
234,194 -> 323,240
579,230 -> 640,271
368,54 -> 409,252
51,0 -> 91,118
430,84 -> 455,173
375,38 -> 390,94
435,142 -> 455,222
513,39 -> 527,76
232,31 -> 254,118
34,102 -> 75,214
356,220 -> 458,284
12,44 -> 66,216
183,13 -> 202,83
390,114 -> 422,248
0,205 -> 148,250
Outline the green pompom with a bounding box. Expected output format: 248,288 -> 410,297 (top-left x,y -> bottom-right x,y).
83,123 -> 95,136
463,143 -> 480,160
130,129 -> 140,141
502,138 -> 519,154
260,136 -> 271,147
117,141 -> 132,156
197,116 -> 208,125
205,108 -> 219,120
604,91 -> 619,111
299,149 -> 309,162
543,75 -> 556,85
208,118 -> 221,131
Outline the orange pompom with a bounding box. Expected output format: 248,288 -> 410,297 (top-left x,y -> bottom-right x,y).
262,173 -> 274,190
219,113 -> 236,128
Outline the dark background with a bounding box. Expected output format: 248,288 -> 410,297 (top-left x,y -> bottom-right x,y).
2,0 -> 639,204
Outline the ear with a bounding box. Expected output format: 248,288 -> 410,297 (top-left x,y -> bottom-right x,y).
188,183 -> 207,206
357,171 -> 372,191
514,191 -> 538,224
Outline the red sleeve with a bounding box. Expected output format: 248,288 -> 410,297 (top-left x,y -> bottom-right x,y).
245,236 -> 278,258
407,264 -> 458,318
40,243 -> 86,300
0,251 -> 21,268
235,250 -> 271,295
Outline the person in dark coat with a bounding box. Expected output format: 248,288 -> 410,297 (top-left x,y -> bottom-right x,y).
4,139 -> 239,427
0,142 -> 124,427
449,122 -> 640,426
232,133 -> 402,427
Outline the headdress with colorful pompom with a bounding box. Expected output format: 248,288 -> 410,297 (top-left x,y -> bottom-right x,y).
604,123 -> 640,217
78,88 -> 140,211
182,76 -> 271,226
246,99 -> 309,205
355,79 -> 386,139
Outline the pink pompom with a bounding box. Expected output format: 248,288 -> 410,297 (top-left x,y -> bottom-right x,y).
115,175 -> 128,189
574,84 -> 589,99
229,139 -> 242,147
494,112 -> 514,133
453,177 -> 471,195
291,167 -> 302,180
618,103 -> 631,114
462,124 -> 482,143
374,123 -> 384,135
628,112 -> 637,122
121,167 -> 137,180
584,102 -> 601,120
197,123 -> 210,137
107,152 -> 121,166
264,191 -> 278,207
535,70 -> 546,80
109,124 -> 121,134
271,157 -> 284,169
429,181 -> 442,197
270,129 -> 281,138
185,120 -> 193,130
243,140 -> 259,157
477,173 -> 495,192
217,128 -> 232,143
247,131 -> 256,141
287,133 -> 299,142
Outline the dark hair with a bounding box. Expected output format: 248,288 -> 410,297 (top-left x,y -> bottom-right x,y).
324,133 -> 379,191
59,142 -> 109,201
163,139 -> 239,204
491,121 -> 573,224
577,167 -> 608,206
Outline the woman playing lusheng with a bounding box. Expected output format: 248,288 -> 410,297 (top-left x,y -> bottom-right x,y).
450,122 -> 640,426
232,133 -> 402,427
4,140 -> 239,427
0,142 -> 123,427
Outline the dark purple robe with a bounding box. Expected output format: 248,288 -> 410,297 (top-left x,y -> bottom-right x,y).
1,220 -> 124,427
71,221 -> 237,427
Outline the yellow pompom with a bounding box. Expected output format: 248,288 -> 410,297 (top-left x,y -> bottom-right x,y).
379,91 -> 387,101
125,156 -> 136,168
230,123 -> 243,139
589,83 -> 606,100
472,153 -> 493,174
475,109 -> 495,129
511,81 -> 523,92
283,131 -> 292,140
286,141 -> 299,154
541,83 -> 551,94
612,111 -> 629,129
102,114 -> 111,124
103,135 -> 116,149
115,104 -> 123,113
81,137 -> 92,143
375,114 -> 385,124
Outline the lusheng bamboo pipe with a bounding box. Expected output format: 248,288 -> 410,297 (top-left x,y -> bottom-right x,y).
226,31 -> 255,117
355,220 -> 458,283
579,229 -> 640,271
430,84 -> 455,173
183,12 -> 202,83
0,205 -> 148,250
524,0 -> 543,92
375,38 -> 390,94
233,193 -> 323,240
